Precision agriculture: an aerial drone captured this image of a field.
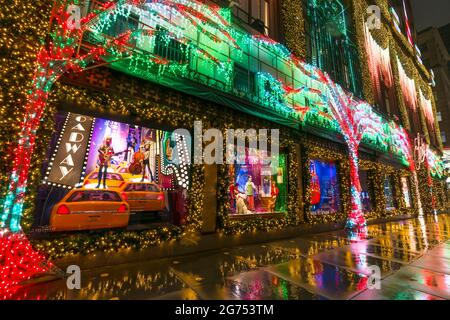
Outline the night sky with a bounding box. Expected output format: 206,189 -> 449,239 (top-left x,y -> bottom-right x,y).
411,0 -> 450,31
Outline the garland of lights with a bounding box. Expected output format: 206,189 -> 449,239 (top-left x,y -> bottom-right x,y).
363,22 -> 394,105
280,0 -> 306,59
419,89 -> 435,136
397,56 -> 418,115
0,231 -> 53,299
72,0 -> 440,171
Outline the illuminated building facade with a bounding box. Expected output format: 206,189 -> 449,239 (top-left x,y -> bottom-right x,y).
0,0 -> 447,263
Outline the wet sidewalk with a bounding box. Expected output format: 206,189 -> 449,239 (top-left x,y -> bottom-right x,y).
12,214 -> 450,300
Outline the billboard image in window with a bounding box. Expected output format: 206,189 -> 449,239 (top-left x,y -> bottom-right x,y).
35,111 -> 191,234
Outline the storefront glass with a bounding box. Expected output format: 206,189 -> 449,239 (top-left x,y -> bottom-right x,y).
401,176 -> 412,208
359,169 -> 373,212
228,148 -> 287,215
384,175 -> 396,210
309,160 -> 340,214
33,111 -> 191,234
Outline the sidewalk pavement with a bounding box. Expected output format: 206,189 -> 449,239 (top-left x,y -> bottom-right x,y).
11,213 -> 450,300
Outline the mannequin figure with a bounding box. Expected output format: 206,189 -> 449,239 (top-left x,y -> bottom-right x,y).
229,182 -> 238,213
268,181 -> 279,212
245,175 -> 256,211
141,141 -> 154,182
236,193 -> 248,214
96,136 -> 114,189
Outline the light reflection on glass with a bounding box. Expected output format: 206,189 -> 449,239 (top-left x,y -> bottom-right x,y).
418,216 -> 429,248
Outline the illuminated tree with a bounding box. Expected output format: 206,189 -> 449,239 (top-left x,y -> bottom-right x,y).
317,71 -> 388,235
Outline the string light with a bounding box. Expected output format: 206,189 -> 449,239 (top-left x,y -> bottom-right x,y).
419,89 -> 435,131
363,22 -> 394,102
397,57 -> 418,113
0,231 -> 52,299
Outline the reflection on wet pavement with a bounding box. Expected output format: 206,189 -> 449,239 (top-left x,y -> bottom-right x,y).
11,214 -> 450,300
345,243 -> 421,263
352,283 -> 445,300
13,259 -> 186,300
265,258 -> 368,300
312,249 -> 404,277
227,270 -> 327,300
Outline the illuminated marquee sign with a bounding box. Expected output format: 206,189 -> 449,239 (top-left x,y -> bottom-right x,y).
43,113 -> 94,188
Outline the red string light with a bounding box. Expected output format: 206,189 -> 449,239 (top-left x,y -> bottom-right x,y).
0,232 -> 51,300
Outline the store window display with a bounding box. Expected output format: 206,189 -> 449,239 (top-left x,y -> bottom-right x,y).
384,175 -> 397,210
309,160 -> 340,214
33,111 -> 191,234
228,148 -> 287,215
401,176 -> 412,208
359,169 -> 373,212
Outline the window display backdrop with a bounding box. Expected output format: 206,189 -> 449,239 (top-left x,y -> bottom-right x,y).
228,147 -> 287,215
35,111 -> 191,233
309,159 -> 341,214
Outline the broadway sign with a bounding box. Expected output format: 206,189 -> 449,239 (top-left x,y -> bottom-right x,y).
45,112 -> 94,188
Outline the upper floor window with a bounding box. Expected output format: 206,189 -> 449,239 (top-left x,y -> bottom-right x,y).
234,64 -> 256,95
232,0 -> 278,39
304,0 -> 363,97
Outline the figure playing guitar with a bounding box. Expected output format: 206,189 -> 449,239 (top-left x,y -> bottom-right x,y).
96,136 -> 115,189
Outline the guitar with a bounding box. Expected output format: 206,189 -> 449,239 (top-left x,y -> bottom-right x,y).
128,150 -> 145,174
98,148 -> 126,165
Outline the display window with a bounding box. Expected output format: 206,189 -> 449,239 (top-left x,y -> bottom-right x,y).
384,175 -> 397,210
309,160 -> 341,214
33,111 -> 191,235
359,169 -> 373,212
401,176 -> 412,208
228,147 -> 287,215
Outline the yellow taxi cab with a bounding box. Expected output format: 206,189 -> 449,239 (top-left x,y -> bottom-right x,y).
83,171 -> 126,189
119,182 -> 165,212
49,188 -> 130,232
114,165 -> 148,181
